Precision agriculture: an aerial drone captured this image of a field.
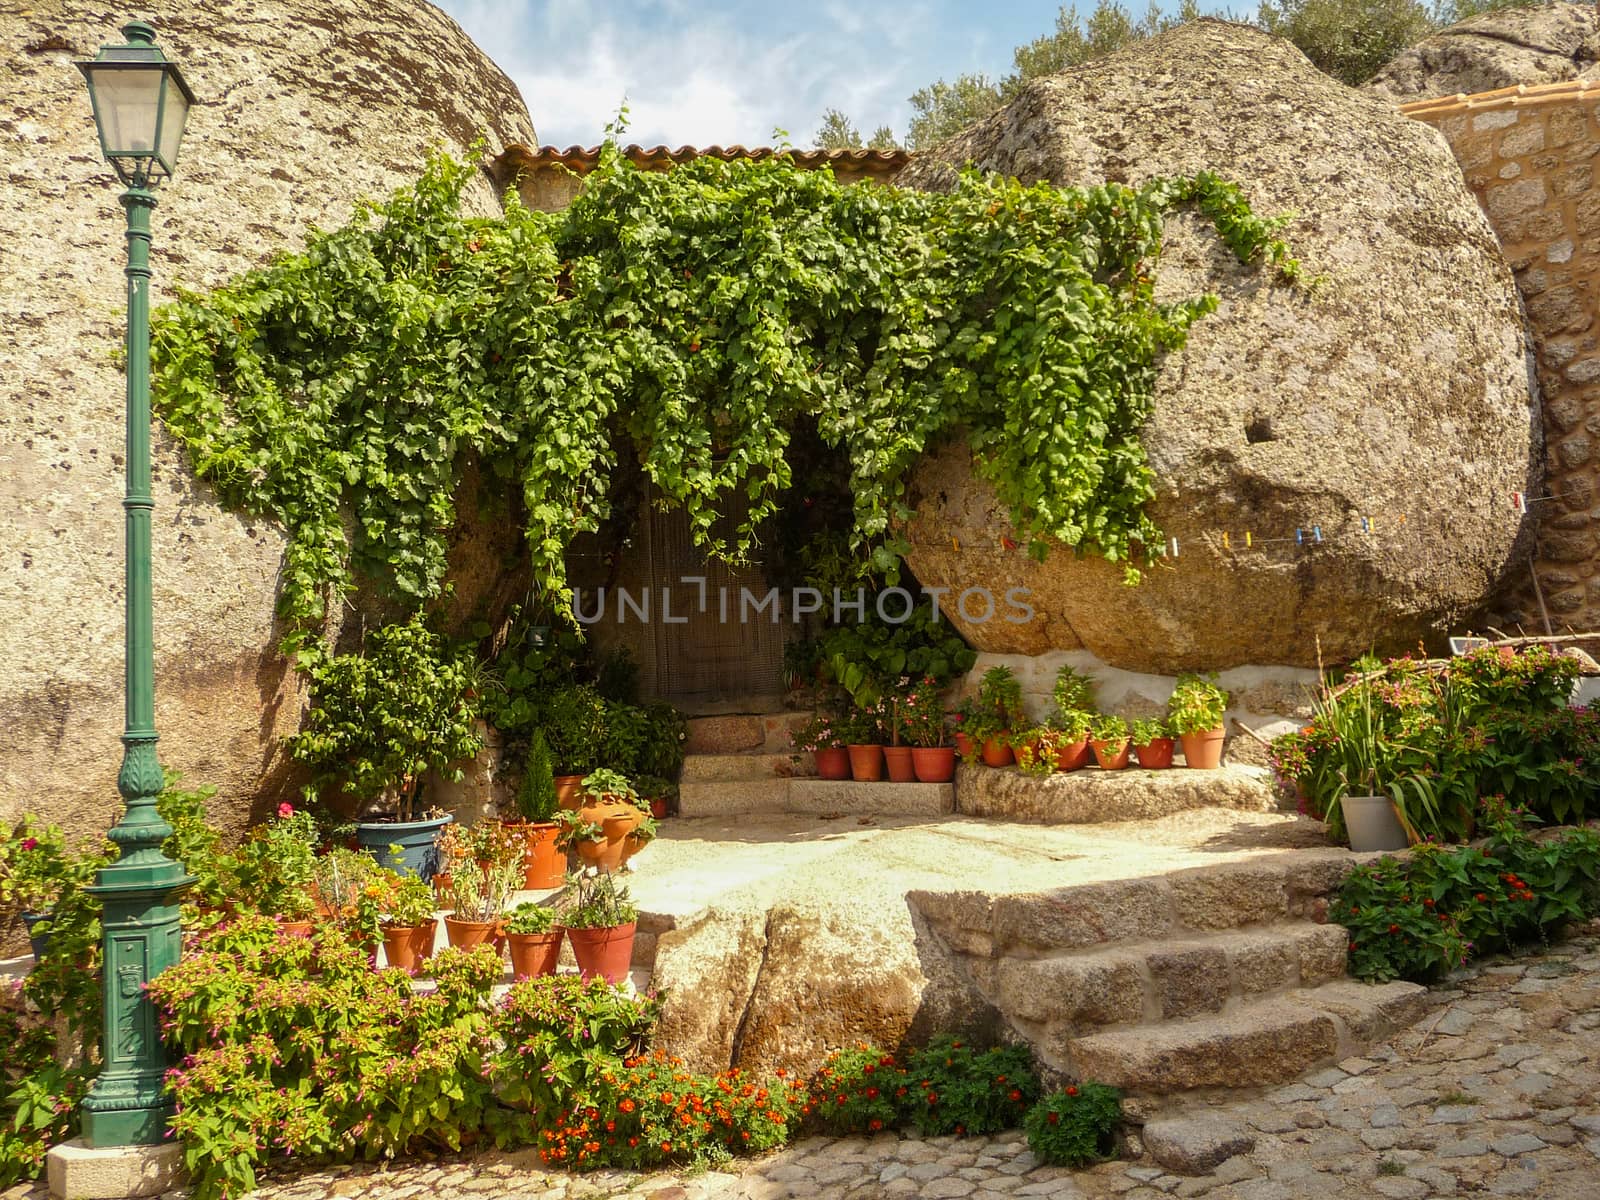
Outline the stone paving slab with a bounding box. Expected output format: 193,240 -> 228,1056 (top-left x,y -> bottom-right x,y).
191,925 -> 1600,1200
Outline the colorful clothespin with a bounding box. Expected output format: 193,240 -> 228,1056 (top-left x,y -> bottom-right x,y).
1245,531 -> 1253,548
1168,537 -> 1180,558
1222,531 -> 1231,550
1313,526 -> 1323,544
1295,528 -> 1304,546
1361,516 -> 1371,534
1512,491 -> 1528,514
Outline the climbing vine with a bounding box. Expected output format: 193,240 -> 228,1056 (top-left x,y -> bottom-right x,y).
152,148 -> 1297,662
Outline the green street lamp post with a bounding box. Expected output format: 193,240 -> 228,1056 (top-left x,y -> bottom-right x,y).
74,21 -> 197,1149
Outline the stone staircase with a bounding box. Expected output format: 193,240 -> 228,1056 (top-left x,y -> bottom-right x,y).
912,855 -> 1425,1097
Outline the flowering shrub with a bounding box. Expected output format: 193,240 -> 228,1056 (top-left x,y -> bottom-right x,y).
1024,1083 -> 1123,1166
1336,813 -> 1600,983
791,712 -> 845,753
903,1036 -> 1039,1136
1271,645 -> 1599,843
898,677 -> 950,748
151,916 -> 505,1200
537,1052 -> 806,1170
806,1044 -> 909,1135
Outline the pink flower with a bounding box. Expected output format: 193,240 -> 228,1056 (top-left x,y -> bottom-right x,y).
19,838 -> 37,851
277,803 -> 294,819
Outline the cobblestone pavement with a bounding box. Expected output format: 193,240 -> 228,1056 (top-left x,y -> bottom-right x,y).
202,930 -> 1600,1200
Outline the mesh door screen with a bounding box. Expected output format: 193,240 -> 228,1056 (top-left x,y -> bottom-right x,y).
641,490 -> 786,710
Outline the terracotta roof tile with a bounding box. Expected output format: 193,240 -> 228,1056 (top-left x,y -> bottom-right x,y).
1400,79 -> 1600,118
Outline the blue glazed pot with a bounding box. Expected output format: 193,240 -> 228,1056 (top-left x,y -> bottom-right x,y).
20,911 -> 51,962
355,814 -> 454,881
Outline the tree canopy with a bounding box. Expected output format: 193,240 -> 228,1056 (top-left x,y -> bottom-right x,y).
814,0 -> 1538,151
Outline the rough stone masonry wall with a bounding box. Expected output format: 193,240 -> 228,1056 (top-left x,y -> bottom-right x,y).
1406,83 -> 1600,625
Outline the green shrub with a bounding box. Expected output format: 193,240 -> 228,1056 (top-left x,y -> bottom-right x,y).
538,1051 -> 807,1170
806,1044 -> 909,1135
1335,814 -> 1600,983
1272,645 -> 1599,842
1024,1083 -> 1123,1166
901,1036 -> 1040,1136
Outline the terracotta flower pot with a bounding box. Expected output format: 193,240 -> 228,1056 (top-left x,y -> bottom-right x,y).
443,915 -> 500,951
1091,738 -> 1131,770
565,921 -> 637,984
980,737 -> 1014,767
276,918 -> 315,938
1134,737 -> 1175,769
381,923 -> 435,973
1053,735 -> 1092,771
813,746 -> 851,780
554,774 -> 586,810
912,746 -> 956,783
432,872 -> 454,908
847,744 -> 884,781
575,835 -> 627,872
953,731 -> 974,760
507,928 -> 564,979
882,745 -> 916,783
1180,728 -> 1226,769
522,822 -> 565,890
649,796 -> 669,820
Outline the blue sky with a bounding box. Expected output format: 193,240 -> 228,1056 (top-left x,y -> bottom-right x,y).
436,1 -> 1186,149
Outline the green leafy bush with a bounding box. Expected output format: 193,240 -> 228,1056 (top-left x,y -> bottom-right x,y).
1166,673 -> 1227,735
536,1051 -> 807,1170
819,600 -> 976,710
152,917 -> 508,1200
154,151 -> 1298,659
902,1036 -> 1040,1136
288,615 -> 483,818
1024,1082 -> 1123,1166
806,1044 -> 909,1135
1335,814 -> 1600,983
1272,645 -> 1597,842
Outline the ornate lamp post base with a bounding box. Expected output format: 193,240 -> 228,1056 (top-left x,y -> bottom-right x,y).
47,1138 -> 183,1200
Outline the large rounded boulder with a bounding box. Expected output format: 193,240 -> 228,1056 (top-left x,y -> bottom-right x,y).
896,20 -> 1537,672
1367,3 -> 1600,101
0,1 -> 534,835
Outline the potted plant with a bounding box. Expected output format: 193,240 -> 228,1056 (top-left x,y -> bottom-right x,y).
504,901 -> 563,979
1009,725 -> 1056,777
0,820 -> 101,960
514,729 -> 565,890
542,684 -> 609,806
902,676 -> 956,782
436,821 -> 521,950
636,775 -> 677,820
1168,674 -> 1228,769
1048,708 -> 1094,771
1299,678 -> 1432,852
880,691 -> 918,784
310,846 -> 381,952
288,615 -> 482,880
969,666 -> 1025,766
557,769 -> 649,872
1089,713 -> 1131,770
233,805 -> 320,934
559,870 -> 639,984
792,712 -> 850,780
1130,717 -> 1175,769
379,873 -> 438,973
1050,666 -> 1097,771
838,707 -> 885,782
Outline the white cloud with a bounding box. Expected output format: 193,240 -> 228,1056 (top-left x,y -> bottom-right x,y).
437,0 -> 941,149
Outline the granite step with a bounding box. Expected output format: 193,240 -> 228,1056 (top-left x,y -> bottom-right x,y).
1063,979 -> 1427,1095
679,752 -> 811,783
993,921 -> 1352,1030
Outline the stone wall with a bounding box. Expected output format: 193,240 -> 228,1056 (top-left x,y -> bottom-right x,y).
1404,82 -> 1600,627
